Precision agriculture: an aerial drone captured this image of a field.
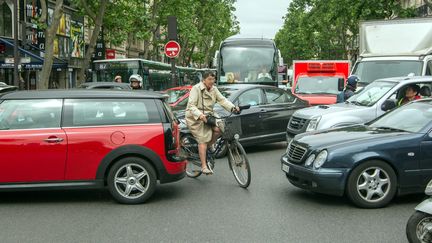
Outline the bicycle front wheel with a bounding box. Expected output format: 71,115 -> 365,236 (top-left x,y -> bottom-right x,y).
227,140 -> 251,188
180,134 -> 202,178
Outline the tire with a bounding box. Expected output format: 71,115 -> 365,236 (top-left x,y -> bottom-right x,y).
406,211 -> 432,243
228,140 -> 251,188
346,160 -> 397,208
180,134 -> 202,178
107,157 -> 157,204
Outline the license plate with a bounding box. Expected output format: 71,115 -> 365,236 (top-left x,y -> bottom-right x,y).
282,164 -> 290,173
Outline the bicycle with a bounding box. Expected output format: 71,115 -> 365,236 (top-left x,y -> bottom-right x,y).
180,105 -> 251,188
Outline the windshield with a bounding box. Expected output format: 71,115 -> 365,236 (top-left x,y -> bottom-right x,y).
93,61 -> 140,82
295,76 -> 341,95
370,102 -> 432,133
166,89 -> 189,104
347,81 -> 396,106
352,60 -> 422,84
220,46 -> 276,84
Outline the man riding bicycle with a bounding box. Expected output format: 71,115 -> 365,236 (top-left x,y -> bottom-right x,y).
185,71 -> 239,175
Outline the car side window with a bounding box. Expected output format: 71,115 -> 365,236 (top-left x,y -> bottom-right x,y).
237,88 -> 263,106
264,88 -> 295,104
63,99 -> 160,127
0,99 -> 62,130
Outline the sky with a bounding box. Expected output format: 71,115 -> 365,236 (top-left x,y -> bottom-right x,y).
234,0 -> 292,39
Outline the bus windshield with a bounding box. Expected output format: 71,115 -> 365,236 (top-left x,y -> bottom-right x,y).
93,60 -> 140,83
352,60 -> 422,85
219,46 -> 276,84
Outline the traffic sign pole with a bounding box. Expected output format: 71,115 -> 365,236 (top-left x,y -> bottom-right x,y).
165,40 -> 181,87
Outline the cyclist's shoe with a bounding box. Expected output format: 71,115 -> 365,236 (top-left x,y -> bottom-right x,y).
201,167 -> 213,175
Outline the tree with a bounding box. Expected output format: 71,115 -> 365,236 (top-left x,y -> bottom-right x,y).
72,0 -> 108,84
39,0 -> 63,89
148,0 -> 239,67
275,0 -> 416,66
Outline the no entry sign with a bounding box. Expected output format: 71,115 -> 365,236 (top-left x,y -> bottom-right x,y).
164,40 -> 181,58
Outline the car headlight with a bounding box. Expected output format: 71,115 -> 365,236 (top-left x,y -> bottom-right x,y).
313,150 -> 328,169
306,116 -> 321,132
305,154 -> 315,167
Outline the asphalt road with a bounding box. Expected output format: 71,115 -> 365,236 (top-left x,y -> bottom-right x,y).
0,142 -> 422,242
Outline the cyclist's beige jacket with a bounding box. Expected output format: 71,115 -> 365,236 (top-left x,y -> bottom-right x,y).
185,82 -> 235,144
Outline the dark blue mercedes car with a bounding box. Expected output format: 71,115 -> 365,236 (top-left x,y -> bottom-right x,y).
281,99 -> 432,208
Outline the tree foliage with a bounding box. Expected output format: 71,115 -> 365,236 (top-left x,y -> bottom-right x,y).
71,0 -> 238,69
275,0 -> 417,66
147,0 -> 239,67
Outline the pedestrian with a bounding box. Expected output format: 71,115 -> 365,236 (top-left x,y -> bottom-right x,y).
114,75 -> 122,83
129,74 -> 142,90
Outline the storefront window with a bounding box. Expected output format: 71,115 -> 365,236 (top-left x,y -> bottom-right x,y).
0,3 -> 12,37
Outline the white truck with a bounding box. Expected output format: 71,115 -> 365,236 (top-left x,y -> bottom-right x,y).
351,18 -> 432,87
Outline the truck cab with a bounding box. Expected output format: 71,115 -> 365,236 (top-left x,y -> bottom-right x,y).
351,18 -> 432,88
291,61 -> 349,105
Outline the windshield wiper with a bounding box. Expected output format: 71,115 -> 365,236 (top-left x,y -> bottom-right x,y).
372,126 -> 408,132
348,100 -> 367,106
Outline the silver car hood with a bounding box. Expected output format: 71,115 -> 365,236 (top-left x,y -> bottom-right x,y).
293,102 -> 369,119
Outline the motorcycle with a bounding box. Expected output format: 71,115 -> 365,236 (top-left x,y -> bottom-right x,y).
406,179 -> 432,243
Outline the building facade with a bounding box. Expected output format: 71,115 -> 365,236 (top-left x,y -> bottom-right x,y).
0,0 -> 85,90
402,0 -> 432,16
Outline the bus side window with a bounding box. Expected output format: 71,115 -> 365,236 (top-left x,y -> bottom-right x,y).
426,60 -> 432,76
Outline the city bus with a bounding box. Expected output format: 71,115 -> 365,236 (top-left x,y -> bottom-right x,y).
213,36 -> 283,86
92,58 -> 199,91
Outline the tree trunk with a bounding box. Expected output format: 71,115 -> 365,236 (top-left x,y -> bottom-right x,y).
39,0 -> 63,89
77,0 -> 108,84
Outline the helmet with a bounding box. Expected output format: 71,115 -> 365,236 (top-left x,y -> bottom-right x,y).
129,74 -> 143,88
347,75 -> 360,86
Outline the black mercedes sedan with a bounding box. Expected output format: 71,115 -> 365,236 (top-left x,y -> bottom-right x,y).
281,99 -> 432,208
177,84 -> 309,148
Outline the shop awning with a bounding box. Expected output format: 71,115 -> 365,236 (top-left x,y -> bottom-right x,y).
0,37 -> 67,69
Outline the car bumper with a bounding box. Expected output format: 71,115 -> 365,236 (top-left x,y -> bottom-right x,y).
281,155 -> 349,196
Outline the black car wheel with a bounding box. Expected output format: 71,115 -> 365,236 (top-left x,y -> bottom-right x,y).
107,157 -> 157,204
346,160 -> 397,208
406,211 -> 432,243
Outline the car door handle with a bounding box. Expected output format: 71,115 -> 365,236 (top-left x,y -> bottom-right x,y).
260,109 -> 267,113
44,137 -> 64,143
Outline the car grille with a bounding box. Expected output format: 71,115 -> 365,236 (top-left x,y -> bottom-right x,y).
287,142 -> 307,163
289,116 -> 308,130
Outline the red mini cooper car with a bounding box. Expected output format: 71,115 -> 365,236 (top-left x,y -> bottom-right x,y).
0,90 -> 186,204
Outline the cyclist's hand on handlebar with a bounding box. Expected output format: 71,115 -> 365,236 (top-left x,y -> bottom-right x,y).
199,114 -> 207,123
231,106 -> 240,114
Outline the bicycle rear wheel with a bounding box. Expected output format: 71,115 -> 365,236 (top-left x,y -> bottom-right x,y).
227,140 -> 251,188
180,134 -> 202,178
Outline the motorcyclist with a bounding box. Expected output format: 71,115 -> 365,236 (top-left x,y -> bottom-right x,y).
343,75 -> 359,100
129,74 -> 143,90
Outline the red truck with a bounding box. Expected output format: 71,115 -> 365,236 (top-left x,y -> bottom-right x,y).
292,60 -> 350,105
